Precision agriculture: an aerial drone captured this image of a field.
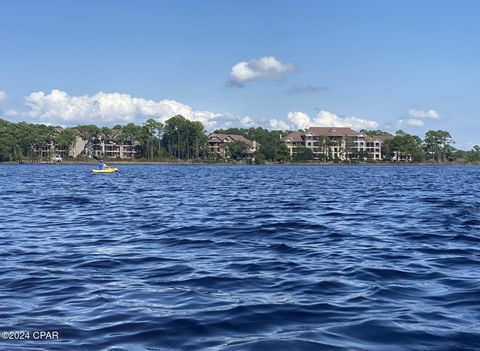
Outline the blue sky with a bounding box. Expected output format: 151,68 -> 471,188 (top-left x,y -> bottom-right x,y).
0,0 -> 479,148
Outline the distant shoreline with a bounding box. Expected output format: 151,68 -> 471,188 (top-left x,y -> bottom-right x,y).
2,161 -> 480,166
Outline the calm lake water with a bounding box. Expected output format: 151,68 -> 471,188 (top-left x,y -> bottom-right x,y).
1,164 -> 480,350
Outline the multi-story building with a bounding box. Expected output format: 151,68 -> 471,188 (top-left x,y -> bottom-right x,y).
208,134 -> 261,158
281,127 -> 383,160
35,127 -> 85,159
36,128 -> 138,160
391,151 -> 413,162
35,127 -> 64,158
374,135 -> 413,162
36,141 -> 67,159
69,137 -> 87,158
90,129 -> 138,159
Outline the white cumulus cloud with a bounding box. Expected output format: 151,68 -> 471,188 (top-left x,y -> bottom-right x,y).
312,110 -> 379,130
396,108 -> 439,128
287,111 -> 311,130
7,89 -> 253,131
228,56 -> 297,87
284,110 -> 378,131
408,109 -> 439,119
0,90 -> 7,103
398,118 -> 424,127
269,110 -> 379,131
240,116 -> 255,127
269,118 -> 291,130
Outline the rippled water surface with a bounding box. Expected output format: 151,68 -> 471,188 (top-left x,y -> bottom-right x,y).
1,164 -> 480,350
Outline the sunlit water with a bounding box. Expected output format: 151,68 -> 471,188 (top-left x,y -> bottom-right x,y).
1,164 -> 480,350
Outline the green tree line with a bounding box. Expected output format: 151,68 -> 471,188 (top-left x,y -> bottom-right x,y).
213,127 -> 291,163
361,129 -> 469,163
1,115 -> 480,163
0,115 -> 203,161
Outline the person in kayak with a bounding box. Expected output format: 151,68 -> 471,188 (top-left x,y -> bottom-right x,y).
98,160 -> 107,170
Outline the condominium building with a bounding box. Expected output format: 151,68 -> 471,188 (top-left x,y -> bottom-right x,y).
374,135 -> 413,162
36,128 -> 138,159
90,129 -> 138,159
391,151 -> 413,162
35,127 -> 86,159
281,127 -> 383,160
36,140 -> 67,159
208,134 -> 260,157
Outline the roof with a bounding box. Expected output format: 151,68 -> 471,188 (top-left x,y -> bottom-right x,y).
209,133 -> 228,140
281,128 -> 390,144
306,127 -> 360,137
281,132 -> 304,142
373,135 -> 394,143
208,134 -> 260,148
208,134 -> 226,142
106,129 -> 121,139
229,134 -> 252,145
230,134 -> 247,142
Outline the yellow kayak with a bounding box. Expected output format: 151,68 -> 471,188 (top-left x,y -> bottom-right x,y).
91,167 -> 119,173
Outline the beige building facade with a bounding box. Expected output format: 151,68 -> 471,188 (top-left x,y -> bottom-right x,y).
89,130 -> 138,159
282,127 -> 383,160
36,128 -> 138,160
208,134 -> 260,158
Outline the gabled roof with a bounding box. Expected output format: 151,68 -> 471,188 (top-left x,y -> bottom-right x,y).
281,132 -> 304,142
208,134 -> 226,142
373,135 -> 394,143
228,134 -> 251,145
106,129 -> 121,140
209,133 -> 228,140
208,134 -> 260,148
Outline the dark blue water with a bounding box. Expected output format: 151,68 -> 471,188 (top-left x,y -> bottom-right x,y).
1,165 -> 480,350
